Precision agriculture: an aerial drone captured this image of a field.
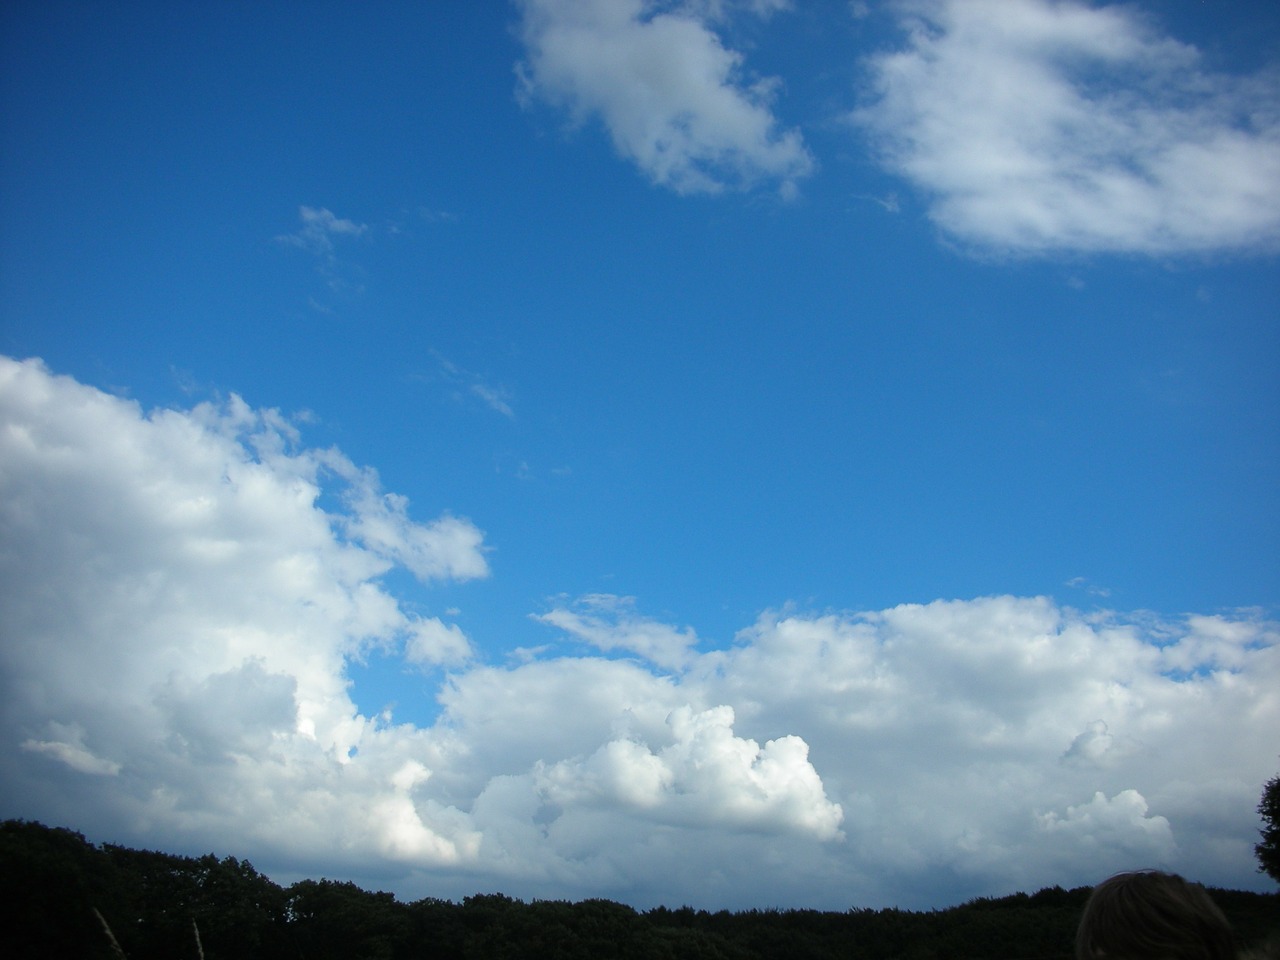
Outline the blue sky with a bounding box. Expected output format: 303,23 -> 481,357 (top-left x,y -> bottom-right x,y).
1,0 -> 1278,910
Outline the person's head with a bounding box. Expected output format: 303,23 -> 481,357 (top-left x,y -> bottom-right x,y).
1076,870 -> 1235,960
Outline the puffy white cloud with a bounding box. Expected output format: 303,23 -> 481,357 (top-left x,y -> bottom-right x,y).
336,473 -> 490,583
405,618 -> 473,667
1,356 -> 1277,908
536,704 -> 843,838
1061,719 -> 1138,769
683,597 -> 1278,901
1037,789 -> 1175,865
515,0 -> 813,194
0,356 -> 487,858
855,0 -> 1280,255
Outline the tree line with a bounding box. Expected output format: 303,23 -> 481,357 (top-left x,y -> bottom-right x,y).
3,819 -> 1275,960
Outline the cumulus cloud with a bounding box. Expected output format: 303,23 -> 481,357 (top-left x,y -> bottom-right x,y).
1037,788 -> 1175,864
0,355 -> 485,766
722,599 -> 1277,898
855,0 -> 1280,255
403,618 -> 474,667
515,0 -> 813,195
536,704 -> 843,838
336,475 -> 490,583
1,357 -> 1277,908
1062,719 -> 1138,769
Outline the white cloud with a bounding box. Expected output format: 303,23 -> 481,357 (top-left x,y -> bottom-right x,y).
685,597 -> 1278,901
684,0 -> 792,22
21,723 -> 121,777
405,618 -> 473,667
276,205 -> 369,258
1061,719 -> 1137,769
335,471 -> 490,583
536,704 -> 843,838
1,357 -> 1277,908
515,0 -> 813,195
429,353 -> 516,420
276,206 -> 371,301
469,383 -> 515,419
1036,789 -> 1176,866
855,0 -> 1280,255
0,355 -> 485,767
534,594 -> 699,670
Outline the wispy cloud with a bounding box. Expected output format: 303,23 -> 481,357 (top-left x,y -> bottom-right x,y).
1065,576 -> 1111,598
468,382 -> 515,419
430,352 -> 516,419
276,206 -> 371,300
276,205 -> 369,259
852,191 -> 900,213
22,724 -> 122,777
533,593 -> 700,671
515,0 -> 813,195
855,0 -> 1280,255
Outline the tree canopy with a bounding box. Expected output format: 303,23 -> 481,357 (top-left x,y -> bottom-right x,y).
3,819 -> 1276,960
1258,772 -> 1280,883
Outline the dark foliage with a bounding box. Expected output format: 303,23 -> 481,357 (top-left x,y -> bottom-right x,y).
104,845 -> 290,959
1258,773 -> 1280,884
2,819 -> 1276,960
0,819 -> 122,959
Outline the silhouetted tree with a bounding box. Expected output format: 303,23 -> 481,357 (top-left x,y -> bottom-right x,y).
1258,772 -> 1280,883
101,844 -> 288,959
0,820 -> 123,959
4,819 -> 1277,960
286,878 -> 411,960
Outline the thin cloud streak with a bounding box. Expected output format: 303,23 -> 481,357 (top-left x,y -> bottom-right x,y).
428,352 -> 517,419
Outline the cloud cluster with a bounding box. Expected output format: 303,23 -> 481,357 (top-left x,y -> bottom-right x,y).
0,356 -> 486,764
2,356 -> 1277,909
515,0 -> 813,195
856,0 -> 1280,254
512,0 -> 1280,255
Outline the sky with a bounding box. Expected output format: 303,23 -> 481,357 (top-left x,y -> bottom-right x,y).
0,0 -> 1278,912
